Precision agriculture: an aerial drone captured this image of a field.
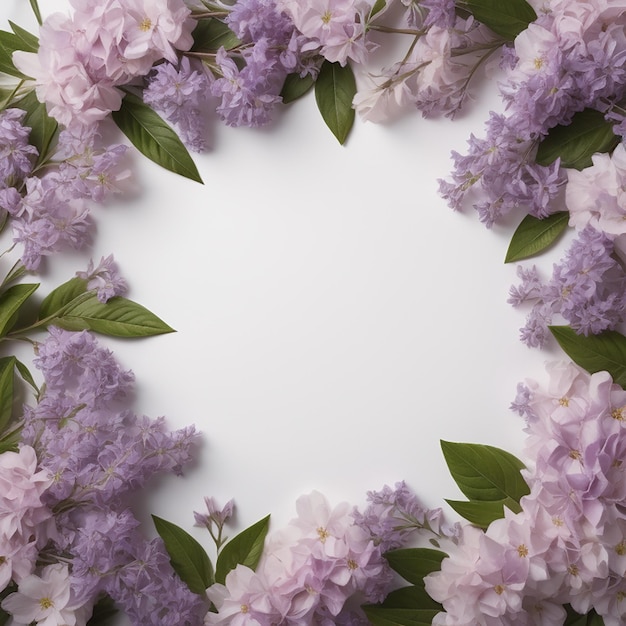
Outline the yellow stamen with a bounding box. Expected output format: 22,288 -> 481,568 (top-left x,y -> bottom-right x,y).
139,17 -> 152,32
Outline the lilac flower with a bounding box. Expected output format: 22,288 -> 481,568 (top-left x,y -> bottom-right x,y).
76,254 -> 128,303
0,109 -> 38,187
144,57 -> 210,152
509,228 -> 626,347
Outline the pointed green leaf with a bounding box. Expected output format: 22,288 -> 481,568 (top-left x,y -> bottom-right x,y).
441,441 -> 530,504
215,515 -> 270,584
0,283 -> 39,338
112,92 -> 203,184
384,548 -> 446,586
369,0 -> 388,19
15,359 -> 38,393
445,498 -> 516,528
190,18 -> 240,52
52,293 -> 175,338
362,606 -> 440,626
153,515 -> 214,594
13,90 -> 59,165
505,211 -> 569,263
9,22 -> 38,52
0,357 -> 16,433
536,108 -> 620,171
381,586 -> 442,610
0,422 -> 22,453
0,30 -> 29,77
549,326 -> 626,388
456,0 -> 536,40
314,60 -> 356,145
38,277 -> 88,319
565,606 -> 605,626
86,595 -> 118,626
29,0 -> 43,26
281,73 -> 315,104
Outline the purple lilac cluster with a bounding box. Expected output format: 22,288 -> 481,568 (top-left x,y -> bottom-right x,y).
0,112 -> 129,270
14,327 -> 206,625
426,361 -> 626,626
440,0 -> 626,226
205,487 -> 431,625
508,227 -> 626,348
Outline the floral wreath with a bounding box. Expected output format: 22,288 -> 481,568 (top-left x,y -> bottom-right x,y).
1,0 -> 626,625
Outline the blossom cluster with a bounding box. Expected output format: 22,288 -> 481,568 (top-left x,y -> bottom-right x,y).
0,110 -> 129,270
440,0 -> 626,227
205,484 -> 445,625
1,327 -> 205,626
426,362 -> 626,626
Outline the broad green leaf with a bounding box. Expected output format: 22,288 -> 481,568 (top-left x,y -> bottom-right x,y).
565,606 -> 605,626
281,73 -> 315,104
0,283 -> 39,338
38,277 -> 88,319
549,326 -> 626,388
52,293 -> 175,338
86,596 -> 118,626
362,605 -> 440,626
505,211 -> 569,263
0,357 -> 16,432
457,0 -> 536,40
384,548 -> 446,586
13,90 -> 58,165
153,515 -> 214,594
314,60 -> 356,145
441,441 -> 530,505
0,30 -> 29,77
191,18 -> 240,52
29,0 -> 43,26
9,22 -> 38,52
112,92 -> 203,184
536,109 -> 620,171
215,515 -> 270,584
445,498 -> 515,528
381,586 -> 442,611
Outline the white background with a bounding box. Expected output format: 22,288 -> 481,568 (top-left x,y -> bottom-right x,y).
3,2 -> 567,623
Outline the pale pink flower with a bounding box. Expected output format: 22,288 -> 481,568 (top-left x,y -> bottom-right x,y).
1,563 -> 90,626
0,445 -> 53,540
566,144 -> 626,237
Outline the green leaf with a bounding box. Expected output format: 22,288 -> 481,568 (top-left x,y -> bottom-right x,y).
9,22 -> 38,52
215,515 -> 270,584
536,108 -> 620,171
15,359 -> 38,393
38,277 -> 88,319
0,30 -> 29,77
0,357 -> 16,433
281,73 -> 315,104
153,515 -> 214,594
564,606 -> 605,626
13,90 -> 59,165
549,326 -> 626,388
441,441 -> 530,507
190,18 -> 240,52
445,498 -> 514,528
86,596 -> 118,626
457,0 -> 536,40
384,548 -> 446,586
112,92 -> 203,184
381,586 -> 442,610
314,60 -> 356,145
505,211 -> 569,263
29,0 -> 43,26
362,606 -> 441,626
0,283 -> 39,338
369,0 -> 388,19
0,421 -> 22,453
52,293 -> 175,338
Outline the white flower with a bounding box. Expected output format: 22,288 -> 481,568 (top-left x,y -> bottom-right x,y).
1,564 -> 90,626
